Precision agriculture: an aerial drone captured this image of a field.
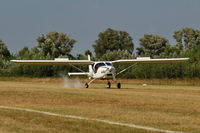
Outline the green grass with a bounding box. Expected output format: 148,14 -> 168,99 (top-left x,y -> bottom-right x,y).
0,78 -> 200,133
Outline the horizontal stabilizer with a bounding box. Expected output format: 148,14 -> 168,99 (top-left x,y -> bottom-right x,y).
68,72 -> 89,76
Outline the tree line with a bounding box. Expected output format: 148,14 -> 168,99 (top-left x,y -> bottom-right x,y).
0,27 -> 200,78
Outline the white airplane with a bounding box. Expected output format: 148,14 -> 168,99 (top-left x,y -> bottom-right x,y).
11,56 -> 189,88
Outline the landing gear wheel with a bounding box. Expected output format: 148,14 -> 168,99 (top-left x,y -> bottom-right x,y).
85,83 -> 89,88
117,83 -> 121,89
107,81 -> 111,88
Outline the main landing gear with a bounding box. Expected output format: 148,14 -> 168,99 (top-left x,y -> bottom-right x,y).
106,81 -> 121,89
117,82 -> 121,89
85,80 -> 121,89
107,81 -> 111,88
107,80 -> 121,89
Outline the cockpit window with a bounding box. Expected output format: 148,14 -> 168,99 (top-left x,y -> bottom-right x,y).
105,62 -> 112,66
94,63 -> 106,72
97,63 -> 105,67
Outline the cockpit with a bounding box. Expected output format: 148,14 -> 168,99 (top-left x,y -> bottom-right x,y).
105,62 -> 112,66
93,62 -> 112,73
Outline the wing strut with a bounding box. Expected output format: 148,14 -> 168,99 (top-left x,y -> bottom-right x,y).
116,63 -> 137,76
69,64 -> 85,72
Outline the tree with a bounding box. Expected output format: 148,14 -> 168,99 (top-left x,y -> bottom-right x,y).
36,32 -> 77,59
0,40 -> 11,75
100,50 -> 135,61
84,49 -> 92,56
173,30 -> 183,49
93,28 -> 134,58
160,45 -> 182,58
17,46 -> 31,59
10,32 -> 77,77
173,27 -> 200,49
0,40 -> 11,59
136,34 -> 169,57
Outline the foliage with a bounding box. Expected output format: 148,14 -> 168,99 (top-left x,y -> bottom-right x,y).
173,27 -> 200,49
84,49 -> 92,56
137,34 -> 169,57
36,31 -> 76,59
0,32 -> 77,77
1,28 -> 200,79
100,50 -> 135,61
93,28 -> 134,58
0,40 -> 11,60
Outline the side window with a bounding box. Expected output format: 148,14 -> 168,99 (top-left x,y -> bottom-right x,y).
94,64 -> 99,73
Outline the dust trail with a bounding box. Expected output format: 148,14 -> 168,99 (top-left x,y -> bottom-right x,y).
60,74 -> 83,88
0,106 -> 185,133
63,76 -> 83,88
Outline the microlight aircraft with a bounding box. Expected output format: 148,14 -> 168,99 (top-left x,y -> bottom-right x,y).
11,56 -> 189,88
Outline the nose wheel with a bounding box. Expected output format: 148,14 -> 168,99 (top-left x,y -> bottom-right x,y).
85,83 -> 89,88
85,78 -> 96,88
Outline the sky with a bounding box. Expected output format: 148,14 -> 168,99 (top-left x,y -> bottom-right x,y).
0,0 -> 200,55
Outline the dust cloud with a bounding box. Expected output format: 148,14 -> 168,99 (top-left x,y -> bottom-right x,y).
63,76 -> 83,88
60,73 -> 84,88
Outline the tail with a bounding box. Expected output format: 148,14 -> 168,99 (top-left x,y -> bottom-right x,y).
68,55 -> 93,78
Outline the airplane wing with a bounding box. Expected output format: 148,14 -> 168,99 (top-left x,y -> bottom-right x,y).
11,58 -> 94,65
112,57 -> 189,64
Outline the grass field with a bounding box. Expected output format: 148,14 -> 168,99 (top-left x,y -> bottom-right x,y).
0,78 -> 199,133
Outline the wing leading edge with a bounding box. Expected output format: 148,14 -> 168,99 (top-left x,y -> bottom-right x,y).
11,58 -> 93,65
112,57 -> 189,64
11,57 -> 189,65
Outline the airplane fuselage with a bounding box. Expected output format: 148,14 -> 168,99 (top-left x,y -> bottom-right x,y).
91,62 -> 116,79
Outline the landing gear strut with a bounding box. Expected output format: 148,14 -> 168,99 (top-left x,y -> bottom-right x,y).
85,79 -> 121,89
85,78 -> 96,88
107,81 -> 111,88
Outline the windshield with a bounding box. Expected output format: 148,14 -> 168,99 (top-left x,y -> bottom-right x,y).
95,63 -> 105,69
105,62 -> 112,66
94,63 -> 106,73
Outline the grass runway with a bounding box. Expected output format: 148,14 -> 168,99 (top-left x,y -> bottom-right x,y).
0,78 -> 199,133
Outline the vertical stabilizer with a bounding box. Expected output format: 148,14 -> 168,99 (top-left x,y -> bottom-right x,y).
88,55 -> 91,61
88,55 -> 93,76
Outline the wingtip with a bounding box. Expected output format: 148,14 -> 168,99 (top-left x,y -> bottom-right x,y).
10,60 -> 21,63
10,60 -> 15,62
183,58 -> 190,60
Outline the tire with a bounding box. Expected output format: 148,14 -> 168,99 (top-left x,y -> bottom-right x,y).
117,83 -> 121,89
85,83 -> 89,88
